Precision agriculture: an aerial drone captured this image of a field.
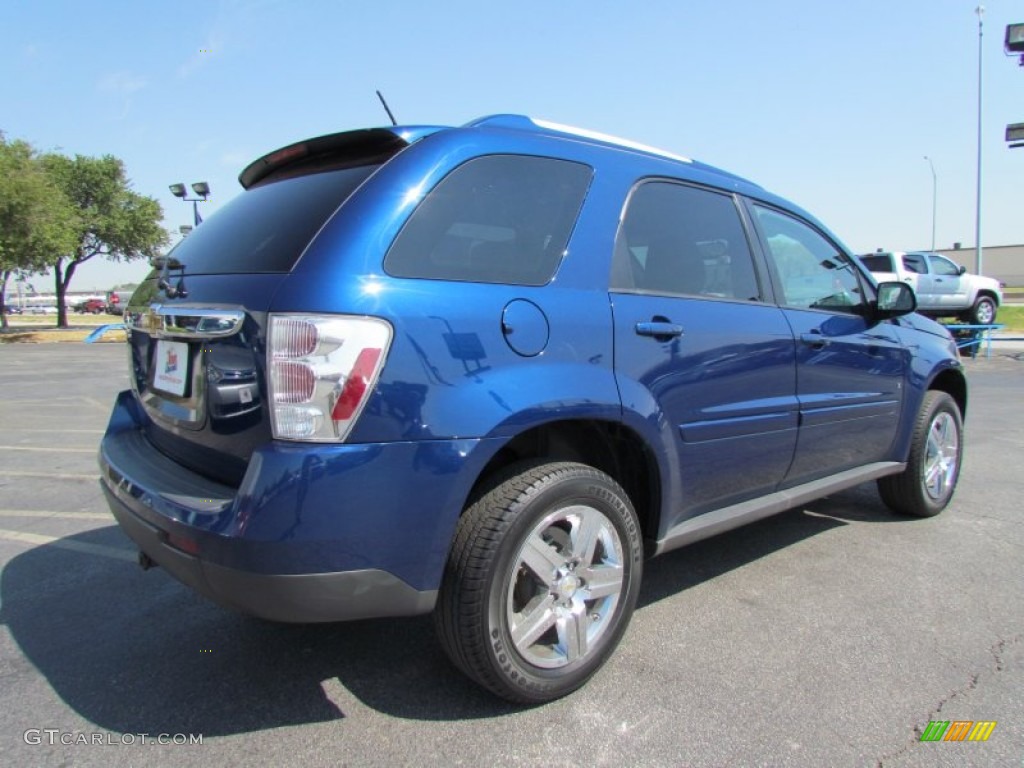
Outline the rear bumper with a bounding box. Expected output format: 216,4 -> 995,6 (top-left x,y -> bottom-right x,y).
103,483 -> 436,622
99,390 -> 496,622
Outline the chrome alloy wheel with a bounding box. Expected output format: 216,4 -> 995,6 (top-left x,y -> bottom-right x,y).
505,504 -> 625,669
975,299 -> 995,325
923,411 -> 959,501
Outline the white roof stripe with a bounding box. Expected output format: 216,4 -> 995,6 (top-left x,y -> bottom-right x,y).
531,118 -> 692,164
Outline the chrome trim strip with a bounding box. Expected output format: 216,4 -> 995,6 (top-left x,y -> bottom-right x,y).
126,305 -> 245,339
654,461 -> 906,556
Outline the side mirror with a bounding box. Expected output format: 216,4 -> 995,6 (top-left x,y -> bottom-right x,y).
958,265 -> 967,276
874,281 -> 917,321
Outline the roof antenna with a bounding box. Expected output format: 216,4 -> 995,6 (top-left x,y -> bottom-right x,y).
376,90 -> 397,126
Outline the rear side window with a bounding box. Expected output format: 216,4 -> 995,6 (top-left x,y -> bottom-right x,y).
611,181 -> 761,301
384,155 -> 592,286
902,253 -> 927,274
160,165 -> 379,275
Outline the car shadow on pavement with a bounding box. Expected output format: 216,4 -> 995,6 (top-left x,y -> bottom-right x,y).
638,483 -> 906,608
1,486 -> 914,732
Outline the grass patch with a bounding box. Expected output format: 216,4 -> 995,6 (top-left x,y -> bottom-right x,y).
996,305 -> 1024,332
0,327 -> 126,343
939,305 -> 1024,332
0,313 -> 125,343
3,313 -> 115,326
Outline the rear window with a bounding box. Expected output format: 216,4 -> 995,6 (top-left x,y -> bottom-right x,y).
159,165 -> 378,275
384,155 -> 592,286
860,253 -> 894,272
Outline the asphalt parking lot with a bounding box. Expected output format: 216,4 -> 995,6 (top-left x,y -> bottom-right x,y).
0,342 -> 1021,767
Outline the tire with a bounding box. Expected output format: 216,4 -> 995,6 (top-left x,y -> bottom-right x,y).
878,391 -> 962,517
969,296 -> 996,325
434,461 -> 643,704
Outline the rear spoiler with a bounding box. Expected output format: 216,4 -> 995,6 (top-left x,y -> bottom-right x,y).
239,126 -> 443,189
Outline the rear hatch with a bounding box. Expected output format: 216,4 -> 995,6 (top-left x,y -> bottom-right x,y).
124,128 -> 430,486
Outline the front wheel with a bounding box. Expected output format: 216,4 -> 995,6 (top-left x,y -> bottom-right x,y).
878,391 -> 963,517
968,296 -> 997,325
434,461 -> 643,704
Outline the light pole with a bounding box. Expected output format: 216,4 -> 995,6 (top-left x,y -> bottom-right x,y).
169,182 -> 210,227
923,156 -> 936,251
975,5 -> 984,274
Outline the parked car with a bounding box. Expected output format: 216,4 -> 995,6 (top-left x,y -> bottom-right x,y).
859,250 -> 1003,324
100,115 -> 967,704
24,305 -> 57,314
73,298 -> 107,314
106,290 -> 132,315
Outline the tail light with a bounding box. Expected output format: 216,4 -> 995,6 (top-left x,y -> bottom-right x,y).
268,314 -> 392,441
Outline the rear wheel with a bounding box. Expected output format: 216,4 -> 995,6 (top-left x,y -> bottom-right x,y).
434,461 -> 643,704
878,391 -> 962,517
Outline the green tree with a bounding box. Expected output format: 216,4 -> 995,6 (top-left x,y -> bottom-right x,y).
0,135 -> 78,329
41,152 -> 168,327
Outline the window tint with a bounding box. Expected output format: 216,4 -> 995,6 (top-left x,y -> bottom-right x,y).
754,206 -> 866,314
384,155 -> 592,286
860,253 -> 893,272
902,253 -> 927,274
928,254 -> 961,276
610,182 -> 760,301
161,165 -> 378,275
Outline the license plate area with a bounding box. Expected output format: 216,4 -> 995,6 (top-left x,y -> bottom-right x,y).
152,340 -> 190,397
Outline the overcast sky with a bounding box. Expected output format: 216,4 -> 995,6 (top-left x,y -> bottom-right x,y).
2,0 -> 1022,292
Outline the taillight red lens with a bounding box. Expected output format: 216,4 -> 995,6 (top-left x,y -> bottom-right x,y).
332,348 -> 382,420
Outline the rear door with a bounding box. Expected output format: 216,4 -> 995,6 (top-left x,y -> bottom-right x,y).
749,204 -> 905,485
902,252 -> 937,307
610,181 -> 797,525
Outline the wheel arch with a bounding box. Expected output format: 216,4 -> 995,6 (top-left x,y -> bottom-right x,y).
929,367 -> 968,419
975,289 -> 1000,307
464,419 -> 663,544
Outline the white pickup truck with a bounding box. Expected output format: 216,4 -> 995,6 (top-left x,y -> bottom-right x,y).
859,251 -> 1003,325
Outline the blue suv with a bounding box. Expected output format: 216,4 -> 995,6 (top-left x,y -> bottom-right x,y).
100,115 -> 966,703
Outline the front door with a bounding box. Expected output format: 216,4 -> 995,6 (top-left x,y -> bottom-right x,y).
750,204 -> 905,486
927,253 -> 968,311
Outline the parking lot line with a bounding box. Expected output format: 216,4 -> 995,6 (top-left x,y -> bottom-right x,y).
0,446 -> 96,454
0,528 -> 136,562
0,396 -> 111,411
0,470 -> 98,480
0,510 -> 113,521
4,428 -> 104,435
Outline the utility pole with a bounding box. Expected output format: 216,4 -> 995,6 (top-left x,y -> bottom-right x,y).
924,156 -> 937,251
975,5 -> 984,275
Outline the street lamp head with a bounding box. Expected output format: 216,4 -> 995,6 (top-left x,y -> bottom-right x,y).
1006,23 -> 1024,53
191,181 -> 210,197
169,183 -> 187,198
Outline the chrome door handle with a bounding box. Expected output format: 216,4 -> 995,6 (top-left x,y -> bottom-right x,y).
635,321 -> 684,339
800,332 -> 831,349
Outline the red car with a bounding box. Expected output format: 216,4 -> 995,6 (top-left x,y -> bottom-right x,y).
74,298 -> 107,314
